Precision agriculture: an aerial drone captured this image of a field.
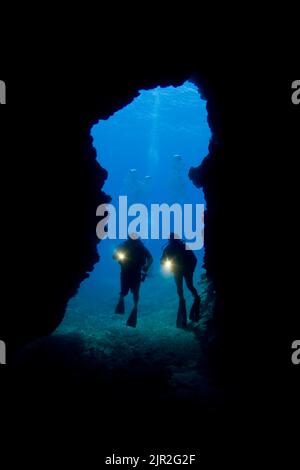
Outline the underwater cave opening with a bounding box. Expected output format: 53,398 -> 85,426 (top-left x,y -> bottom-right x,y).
54,80 -> 214,399
91,80 -> 211,269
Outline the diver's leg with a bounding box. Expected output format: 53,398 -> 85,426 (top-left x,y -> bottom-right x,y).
184,271 -> 199,298
133,290 -> 139,308
115,272 -> 127,314
126,274 -> 140,327
174,273 -> 184,300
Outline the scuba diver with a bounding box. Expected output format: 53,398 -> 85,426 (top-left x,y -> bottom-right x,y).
113,234 -> 153,327
123,169 -> 153,204
161,233 -> 201,328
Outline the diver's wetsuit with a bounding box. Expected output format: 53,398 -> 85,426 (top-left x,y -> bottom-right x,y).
161,239 -> 198,300
174,270 -> 198,300
115,239 -> 152,299
120,267 -> 142,297
161,238 -> 200,327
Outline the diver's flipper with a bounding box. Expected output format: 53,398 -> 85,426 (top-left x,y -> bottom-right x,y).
176,299 -> 187,329
126,306 -> 138,328
115,297 -> 125,314
189,295 -> 201,322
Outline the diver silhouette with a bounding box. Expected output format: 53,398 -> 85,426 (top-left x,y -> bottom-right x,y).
123,169 -> 153,205
113,234 -> 153,327
161,233 -> 201,328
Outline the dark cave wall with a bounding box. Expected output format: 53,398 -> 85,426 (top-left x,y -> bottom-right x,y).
2,66 -> 232,347
1,67 -> 218,345
1,41 -> 299,460
3,58 -> 294,380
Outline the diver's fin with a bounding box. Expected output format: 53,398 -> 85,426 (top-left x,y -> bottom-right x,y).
176,299 -> 187,329
126,306 -> 138,328
115,297 -> 125,314
189,295 -> 201,322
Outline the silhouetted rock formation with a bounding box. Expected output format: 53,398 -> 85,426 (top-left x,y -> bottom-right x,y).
2,55 -> 298,398
0,63 -> 259,356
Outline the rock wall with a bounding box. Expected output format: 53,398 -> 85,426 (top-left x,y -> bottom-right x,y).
3,58 -> 295,389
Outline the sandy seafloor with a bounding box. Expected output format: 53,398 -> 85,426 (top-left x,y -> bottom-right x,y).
10,252 -> 225,413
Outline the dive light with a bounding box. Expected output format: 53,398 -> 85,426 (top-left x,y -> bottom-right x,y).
117,251 -> 126,261
163,259 -> 173,271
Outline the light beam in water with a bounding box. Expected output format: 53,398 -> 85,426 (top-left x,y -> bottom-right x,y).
147,88 -> 160,174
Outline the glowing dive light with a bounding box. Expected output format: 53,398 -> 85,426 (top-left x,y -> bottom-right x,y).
164,259 -> 173,271
117,251 -> 126,261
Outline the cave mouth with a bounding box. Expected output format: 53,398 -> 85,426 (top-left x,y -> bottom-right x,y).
54,80 -> 214,398
92,80 -> 211,268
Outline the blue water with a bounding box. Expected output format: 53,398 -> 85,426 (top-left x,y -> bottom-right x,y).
55,82 -> 214,398
93,82 -> 210,205
93,81 -> 210,260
